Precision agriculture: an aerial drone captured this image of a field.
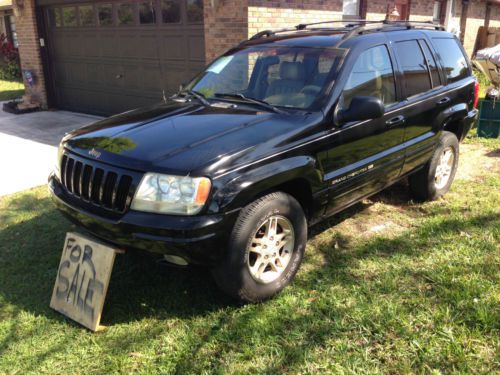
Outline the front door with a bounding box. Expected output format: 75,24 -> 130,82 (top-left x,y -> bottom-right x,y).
323,44 -> 406,216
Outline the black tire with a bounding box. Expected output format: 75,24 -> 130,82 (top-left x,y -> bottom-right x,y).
212,192 -> 307,302
409,131 -> 459,201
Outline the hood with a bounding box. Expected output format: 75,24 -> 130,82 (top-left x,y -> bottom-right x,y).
64,100 -> 323,176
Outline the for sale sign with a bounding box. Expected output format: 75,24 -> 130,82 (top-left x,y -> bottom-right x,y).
50,232 -> 121,331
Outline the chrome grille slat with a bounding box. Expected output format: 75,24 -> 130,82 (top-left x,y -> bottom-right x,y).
60,154 -> 133,213
66,158 -> 75,193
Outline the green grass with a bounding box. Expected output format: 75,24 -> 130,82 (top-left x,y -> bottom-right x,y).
0,137 -> 499,374
0,79 -> 24,101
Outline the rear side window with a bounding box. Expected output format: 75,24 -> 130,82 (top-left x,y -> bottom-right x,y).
394,40 -> 431,98
343,45 -> 396,108
432,37 -> 469,83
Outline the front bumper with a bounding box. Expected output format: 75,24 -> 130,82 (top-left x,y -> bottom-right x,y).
48,174 -> 239,265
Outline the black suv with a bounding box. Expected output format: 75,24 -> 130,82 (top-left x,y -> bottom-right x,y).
49,20 -> 479,302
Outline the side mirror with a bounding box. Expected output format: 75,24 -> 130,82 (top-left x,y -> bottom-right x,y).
337,96 -> 385,124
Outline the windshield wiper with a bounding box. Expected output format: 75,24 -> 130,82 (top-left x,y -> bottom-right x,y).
214,92 -> 286,114
174,89 -> 210,106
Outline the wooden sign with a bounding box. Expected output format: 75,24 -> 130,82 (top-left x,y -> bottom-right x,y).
50,232 -> 121,331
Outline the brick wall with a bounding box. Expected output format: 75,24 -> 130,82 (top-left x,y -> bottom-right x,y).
202,0 -> 500,64
248,0 -> 343,38
14,0 -> 47,107
203,0 -> 249,63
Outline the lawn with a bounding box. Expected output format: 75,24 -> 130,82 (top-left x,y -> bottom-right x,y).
0,134 -> 498,374
0,79 -> 24,101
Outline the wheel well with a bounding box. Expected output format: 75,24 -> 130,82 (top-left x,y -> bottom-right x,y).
272,178 -> 313,219
443,118 -> 465,141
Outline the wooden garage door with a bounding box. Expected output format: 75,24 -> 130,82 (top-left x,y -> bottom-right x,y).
42,0 -> 205,115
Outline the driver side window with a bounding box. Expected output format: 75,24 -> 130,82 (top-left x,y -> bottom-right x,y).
342,45 -> 396,109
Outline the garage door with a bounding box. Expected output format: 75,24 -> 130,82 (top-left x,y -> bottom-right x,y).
42,0 -> 205,115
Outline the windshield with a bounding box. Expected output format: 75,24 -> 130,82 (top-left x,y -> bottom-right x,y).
186,45 -> 346,110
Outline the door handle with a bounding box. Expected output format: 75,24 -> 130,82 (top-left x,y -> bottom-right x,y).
436,97 -> 451,106
386,115 -> 405,128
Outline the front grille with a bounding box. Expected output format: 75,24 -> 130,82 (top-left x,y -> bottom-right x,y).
60,153 -> 133,213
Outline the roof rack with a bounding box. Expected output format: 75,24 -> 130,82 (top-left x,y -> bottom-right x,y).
249,19 -> 445,41
342,20 -> 445,39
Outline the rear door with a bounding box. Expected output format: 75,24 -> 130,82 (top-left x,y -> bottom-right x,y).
390,35 -> 446,174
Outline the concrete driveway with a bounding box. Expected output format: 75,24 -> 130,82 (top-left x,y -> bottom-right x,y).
0,106 -> 102,196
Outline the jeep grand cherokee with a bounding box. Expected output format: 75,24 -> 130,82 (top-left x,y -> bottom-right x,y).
49,20 -> 479,302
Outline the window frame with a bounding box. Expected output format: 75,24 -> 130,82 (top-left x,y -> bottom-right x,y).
418,38 -> 442,89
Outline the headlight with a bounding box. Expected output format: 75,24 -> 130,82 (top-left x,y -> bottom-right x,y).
131,173 -> 211,215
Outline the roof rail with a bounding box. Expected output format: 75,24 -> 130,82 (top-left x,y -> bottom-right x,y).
249,27 -> 298,40
342,20 -> 445,39
249,19 -> 445,41
295,19 -> 380,30
249,19 -> 372,40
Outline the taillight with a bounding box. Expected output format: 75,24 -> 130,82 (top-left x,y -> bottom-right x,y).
473,80 -> 480,108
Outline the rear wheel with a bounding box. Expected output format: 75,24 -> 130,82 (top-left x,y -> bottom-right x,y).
212,192 -> 307,302
409,131 -> 459,201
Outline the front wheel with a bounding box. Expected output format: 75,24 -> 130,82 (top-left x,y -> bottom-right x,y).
409,131 -> 459,201
212,192 -> 307,302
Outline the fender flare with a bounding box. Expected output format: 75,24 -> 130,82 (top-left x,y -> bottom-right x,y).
211,155 -> 322,212
434,103 -> 469,138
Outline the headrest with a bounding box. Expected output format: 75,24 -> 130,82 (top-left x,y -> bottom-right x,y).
280,62 -> 305,81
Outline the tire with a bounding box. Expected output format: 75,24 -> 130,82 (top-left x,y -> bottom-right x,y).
409,131 -> 459,201
212,192 -> 307,302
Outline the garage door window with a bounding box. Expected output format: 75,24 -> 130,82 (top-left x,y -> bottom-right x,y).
98,4 -> 113,26
118,3 -> 135,25
79,5 -> 95,27
62,6 -> 77,27
161,0 -> 181,23
139,2 -> 156,24
48,8 -> 62,27
187,0 -> 203,23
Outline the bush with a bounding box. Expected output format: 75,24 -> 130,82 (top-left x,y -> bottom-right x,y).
0,33 -> 21,81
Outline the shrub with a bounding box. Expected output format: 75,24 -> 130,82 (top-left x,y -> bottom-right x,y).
0,33 -> 21,81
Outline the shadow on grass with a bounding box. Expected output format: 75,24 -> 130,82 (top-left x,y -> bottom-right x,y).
0,188 -> 498,372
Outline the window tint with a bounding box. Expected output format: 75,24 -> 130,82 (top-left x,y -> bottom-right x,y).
420,40 -> 440,87
79,5 -> 95,27
139,1 -> 156,24
187,0 -> 203,23
432,38 -> 469,83
98,4 -> 113,26
343,45 -> 396,108
62,6 -> 77,27
395,40 -> 431,97
118,3 -> 134,25
161,0 -> 181,23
